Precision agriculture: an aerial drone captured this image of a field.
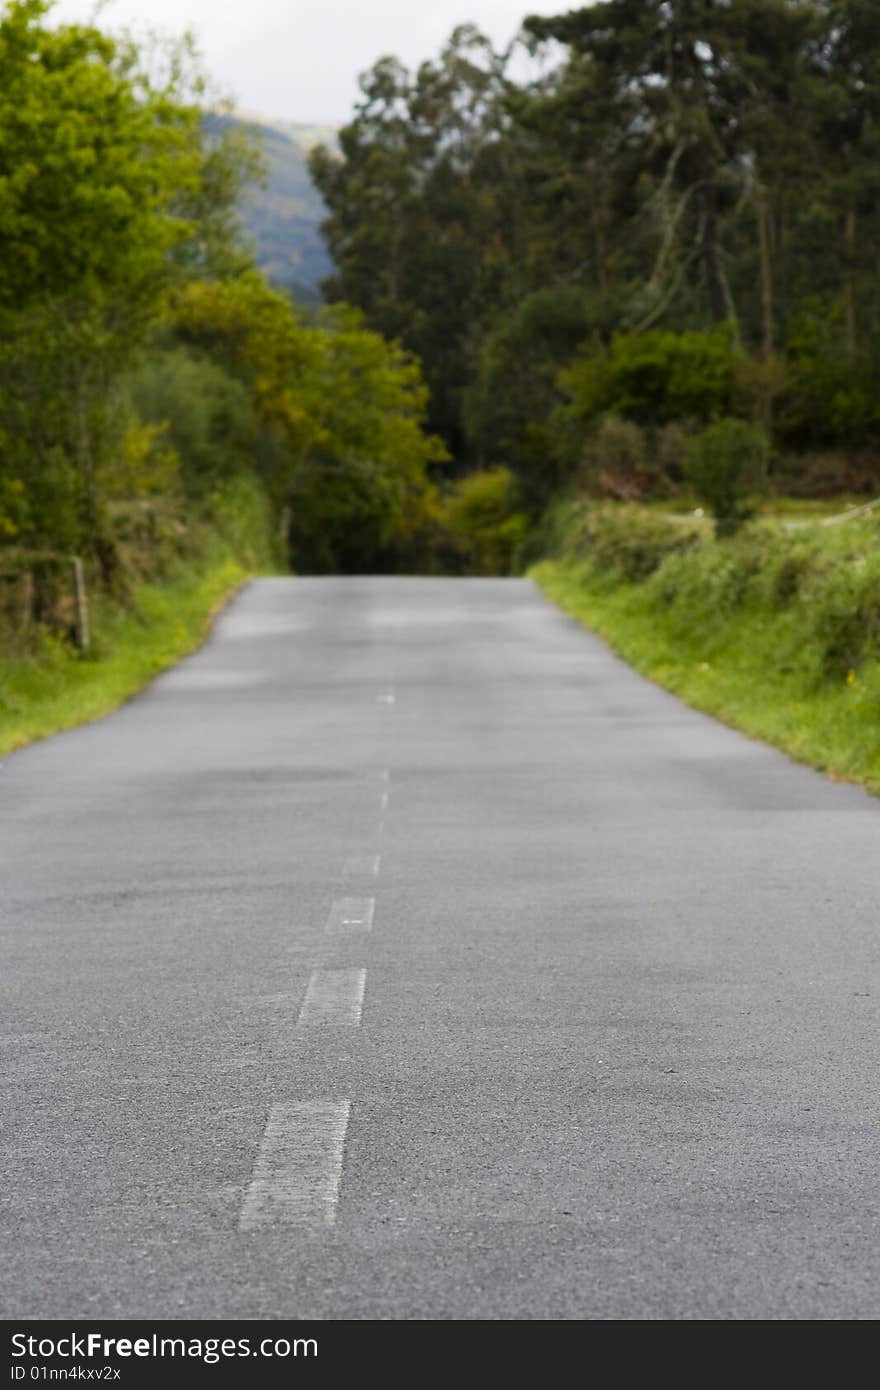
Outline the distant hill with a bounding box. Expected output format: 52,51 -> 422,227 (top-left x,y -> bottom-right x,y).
205,113 -> 336,305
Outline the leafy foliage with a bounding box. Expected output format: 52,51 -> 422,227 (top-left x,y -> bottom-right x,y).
579,417 -> 653,500
559,328 -> 737,430
310,26 -> 521,457
541,502 -> 880,689
0,1 -> 448,599
463,287 -> 596,511
579,504 -> 701,583
122,349 -> 258,495
441,468 -> 528,576
684,419 -> 770,535
171,276 -> 446,570
314,2 -> 880,509
0,1 -> 199,314
0,0 -> 245,562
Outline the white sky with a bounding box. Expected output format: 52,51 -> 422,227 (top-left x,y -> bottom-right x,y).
50,0 -> 571,125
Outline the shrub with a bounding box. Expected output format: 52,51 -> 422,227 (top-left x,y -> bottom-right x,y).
558,325 -> 737,428
781,303 -> 880,450
771,450 -> 880,497
647,523 -> 777,621
759,542 -> 817,608
807,553 -> 880,678
582,504 -> 702,583
581,415 -> 653,498
684,418 -> 769,536
442,468 -> 528,576
523,498 -> 591,567
655,420 -> 699,485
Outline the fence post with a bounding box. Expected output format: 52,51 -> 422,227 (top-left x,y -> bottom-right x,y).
71,557 -> 90,652
19,570 -> 34,639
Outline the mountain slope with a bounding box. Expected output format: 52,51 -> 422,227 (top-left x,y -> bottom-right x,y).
207,113 -> 335,303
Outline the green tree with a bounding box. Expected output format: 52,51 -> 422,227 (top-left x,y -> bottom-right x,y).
0,1 -> 198,315
810,1 -> 880,356
525,1 -> 820,334
558,326 -> 738,429
0,0 -> 254,562
171,274 -> 446,569
310,26 -> 520,458
463,287 -> 596,511
442,467 -> 527,576
122,348 -> 259,495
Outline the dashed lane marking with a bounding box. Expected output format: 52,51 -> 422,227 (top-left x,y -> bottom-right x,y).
239,1101 -> 351,1230
325,896 -> 375,933
298,969 -> 366,1026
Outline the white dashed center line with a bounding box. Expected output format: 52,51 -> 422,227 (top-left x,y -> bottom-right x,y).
239,1101 -> 351,1230
245,755 -> 387,1235
298,968 -> 366,1026
325,896 -> 375,932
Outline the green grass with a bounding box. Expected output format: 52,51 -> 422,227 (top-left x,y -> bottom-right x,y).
0,479 -> 278,756
0,558 -> 252,756
532,505 -> 880,795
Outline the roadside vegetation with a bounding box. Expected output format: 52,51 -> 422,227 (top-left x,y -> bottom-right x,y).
533,503 -> 880,792
0,479 -> 273,754
4,0 -> 880,778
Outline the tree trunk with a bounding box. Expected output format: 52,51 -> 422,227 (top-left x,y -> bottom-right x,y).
756,184 -> 774,356
845,195 -> 857,354
701,179 -> 728,324
19,570 -> 34,640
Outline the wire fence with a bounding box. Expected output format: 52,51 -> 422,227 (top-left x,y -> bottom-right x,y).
0,551 -> 90,650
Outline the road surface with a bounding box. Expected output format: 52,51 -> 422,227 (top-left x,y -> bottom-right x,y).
2,577 -> 879,1319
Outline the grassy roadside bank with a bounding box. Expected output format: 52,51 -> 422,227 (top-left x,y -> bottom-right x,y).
531,504 -> 880,795
0,482 -> 277,757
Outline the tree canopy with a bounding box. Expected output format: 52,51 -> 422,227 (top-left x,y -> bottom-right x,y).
312,1 -> 880,510
0,0 -> 443,575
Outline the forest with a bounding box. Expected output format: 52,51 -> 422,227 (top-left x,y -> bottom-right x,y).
311,0 -> 880,531
0,0 -> 445,610
5,0 -> 880,593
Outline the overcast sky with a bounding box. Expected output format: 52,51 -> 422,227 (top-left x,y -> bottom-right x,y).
51,0 -> 571,125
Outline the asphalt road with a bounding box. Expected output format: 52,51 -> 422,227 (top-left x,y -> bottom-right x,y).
2,576 -> 880,1320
